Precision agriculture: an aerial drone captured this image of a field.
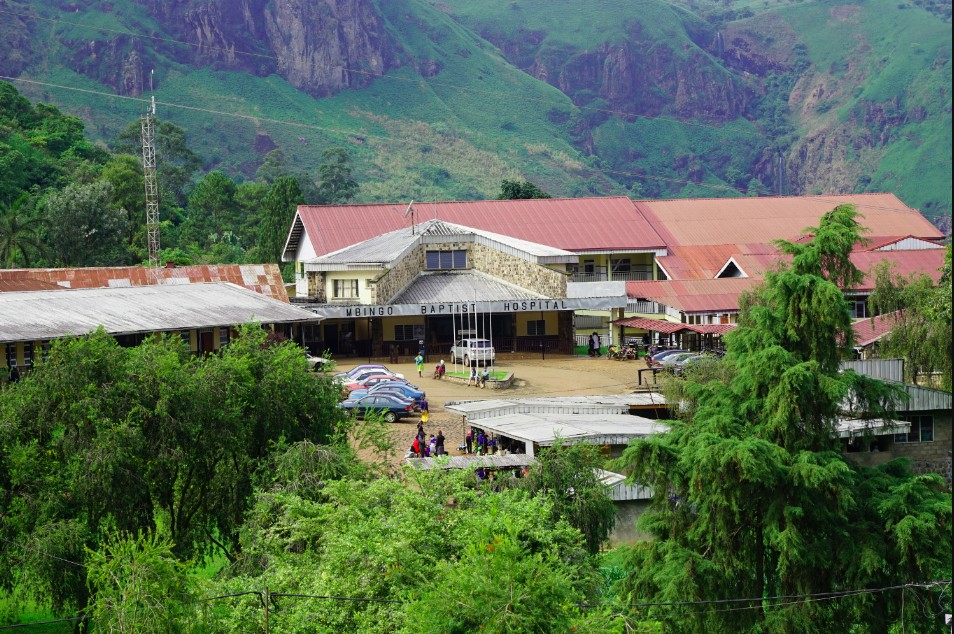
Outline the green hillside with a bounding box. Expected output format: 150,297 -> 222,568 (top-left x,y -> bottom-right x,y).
1,0 -> 950,223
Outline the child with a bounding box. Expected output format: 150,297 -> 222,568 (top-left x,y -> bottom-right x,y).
414,353 -> 424,377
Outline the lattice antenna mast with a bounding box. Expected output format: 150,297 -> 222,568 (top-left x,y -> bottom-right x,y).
141,71 -> 160,269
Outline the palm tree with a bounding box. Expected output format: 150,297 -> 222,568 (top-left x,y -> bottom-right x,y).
0,194 -> 45,267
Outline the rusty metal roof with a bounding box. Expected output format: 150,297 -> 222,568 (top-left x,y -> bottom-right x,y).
284,196 -> 667,260
612,316 -> 737,335
851,249 -> 946,291
627,278 -> 760,313
0,264 -> 289,302
634,193 -> 943,247
0,282 -> 318,343
851,313 -> 900,347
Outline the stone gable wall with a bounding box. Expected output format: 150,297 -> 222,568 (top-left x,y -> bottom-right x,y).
470,243 -> 567,297
374,244 -> 426,304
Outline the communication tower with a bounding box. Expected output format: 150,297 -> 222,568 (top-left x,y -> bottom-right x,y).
141,84 -> 160,269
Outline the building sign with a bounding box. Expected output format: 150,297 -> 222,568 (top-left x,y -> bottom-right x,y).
309,296 -> 625,319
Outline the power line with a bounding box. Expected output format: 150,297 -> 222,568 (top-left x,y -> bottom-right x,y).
0,76 -> 937,215
0,7 -> 760,139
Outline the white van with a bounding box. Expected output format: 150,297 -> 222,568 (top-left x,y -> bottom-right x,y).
450,338 -> 496,367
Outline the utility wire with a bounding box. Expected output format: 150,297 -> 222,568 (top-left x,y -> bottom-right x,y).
0,7 -> 760,138
0,75 -> 936,216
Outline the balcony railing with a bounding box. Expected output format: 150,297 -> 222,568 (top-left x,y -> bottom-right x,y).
626,300 -> 664,314
569,270 -> 655,283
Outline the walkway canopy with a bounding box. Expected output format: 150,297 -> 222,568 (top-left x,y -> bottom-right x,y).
611,317 -> 737,336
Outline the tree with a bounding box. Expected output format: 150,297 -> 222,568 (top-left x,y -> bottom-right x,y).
255,148 -> 290,185
101,154 -> 146,259
521,441 -> 617,554
0,326 -> 346,623
498,178 -> 551,200
869,245 -> 952,390
113,119 -> 202,209
44,180 -> 128,266
315,147 -> 359,204
0,194 -> 44,266
612,205 -> 952,633
257,175 -> 304,265
181,170 -> 239,248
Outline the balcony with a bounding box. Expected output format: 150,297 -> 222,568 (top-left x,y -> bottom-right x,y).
569,269 -> 655,283
626,300 -> 664,314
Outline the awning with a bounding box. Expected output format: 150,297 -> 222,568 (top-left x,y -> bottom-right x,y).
611,317 -> 737,336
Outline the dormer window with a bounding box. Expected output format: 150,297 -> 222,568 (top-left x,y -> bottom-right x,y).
426,250 -> 467,270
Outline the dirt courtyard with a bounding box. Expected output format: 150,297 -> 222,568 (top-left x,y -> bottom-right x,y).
338,355 -> 651,465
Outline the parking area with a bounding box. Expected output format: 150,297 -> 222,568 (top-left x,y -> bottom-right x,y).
337,355 -> 650,467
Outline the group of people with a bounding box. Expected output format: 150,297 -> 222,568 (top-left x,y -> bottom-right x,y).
410,419 -> 445,458
467,366 -> 490,387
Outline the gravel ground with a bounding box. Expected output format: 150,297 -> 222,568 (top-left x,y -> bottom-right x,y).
339,355 -> 651,467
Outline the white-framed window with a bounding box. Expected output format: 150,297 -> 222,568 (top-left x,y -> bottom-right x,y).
527,319 -> 546,336
850,299 -> 869,319
426,250 -> 467,270
394,325 -> 415,341
894,415 -> 934,443
333,279 -> 360,299
219,327 -> 230,348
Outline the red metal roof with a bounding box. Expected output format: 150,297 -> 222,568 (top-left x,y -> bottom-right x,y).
292,197 -> 667,257
634,193 -> 943,247
612,316 -> 737,335
851,249 -> 946,291
0,264 -> 289,302
627,278 -> 760,313
851,313 -> 900,347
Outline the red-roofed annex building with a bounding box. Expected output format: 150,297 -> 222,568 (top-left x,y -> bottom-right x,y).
282,193 -> 946,356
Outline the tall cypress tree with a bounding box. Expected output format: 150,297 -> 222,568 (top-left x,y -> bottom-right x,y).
614,205 -> 952,633
258,175 -> 304,265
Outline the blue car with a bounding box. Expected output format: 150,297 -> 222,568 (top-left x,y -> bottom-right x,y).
338,394 -> 416,422
369,381 -> 425,401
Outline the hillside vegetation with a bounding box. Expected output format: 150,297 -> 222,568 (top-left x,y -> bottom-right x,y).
0,0 -> 950,224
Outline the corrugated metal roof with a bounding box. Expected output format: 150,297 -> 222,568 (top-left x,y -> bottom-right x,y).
612,317 -> 737,335
309,219 -> 578,269
851,250 -> 946,291
840,358 -> 905,382
850,314 -> 900,347
405,454 -> 536,470
596,470 -> 655,501
0,264 -> 289,302
0,283 -> 318,343
897,383 -> 953,412
656,244 -> 749,280
627,278 -> 760,313
836,418 -> 910,438
634,193 -> 943,247
288,196 -> 667,258
469,412 -> 669,446
391,270 -> 547,304
445,393 -> 667,420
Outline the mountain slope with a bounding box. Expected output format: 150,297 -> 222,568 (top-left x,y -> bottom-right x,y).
1,0 -> 950,224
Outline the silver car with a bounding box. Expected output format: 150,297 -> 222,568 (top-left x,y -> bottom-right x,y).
450,338 -> 496,367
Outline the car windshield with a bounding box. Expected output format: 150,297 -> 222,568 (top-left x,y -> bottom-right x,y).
470,340 -> 491,348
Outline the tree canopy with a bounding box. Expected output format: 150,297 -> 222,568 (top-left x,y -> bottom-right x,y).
612,205 -> 952,633
498,178 -> 551,200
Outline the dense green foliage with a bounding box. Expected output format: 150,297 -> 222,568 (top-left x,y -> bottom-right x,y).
613,206 -> 952,633
0,81 -> 362,267
0,325 -> 346,623
870,244 -> 953,389
2,0 -> 948,221
498,179 -> 552,200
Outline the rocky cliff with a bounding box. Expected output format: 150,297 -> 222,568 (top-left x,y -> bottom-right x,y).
52,0 -> 398,97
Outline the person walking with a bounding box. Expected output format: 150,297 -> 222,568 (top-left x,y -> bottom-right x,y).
420,396 -> 429,424
414,352 -> 424,377
465,428 -> 473,454
589,331 -> 600,357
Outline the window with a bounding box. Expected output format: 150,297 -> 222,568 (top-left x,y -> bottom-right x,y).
850,299 -> 869,319
527,320 -> 546,336
5,343 -> 17,368
611,258 -> 631,273
394,325 -> 415,341
219,327 -> 230,348
333,279 -> 360,299
22,342 -> 33,368
583,259 -> 596,274
426,250 -> 467,270
894,415 -> 934,443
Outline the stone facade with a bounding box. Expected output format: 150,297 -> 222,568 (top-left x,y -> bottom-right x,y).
469,242 -> 566,297
845,412 -> 952,485
374,244 -> 426,305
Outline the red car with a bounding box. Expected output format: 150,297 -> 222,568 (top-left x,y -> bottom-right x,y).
340,373 -> 406,394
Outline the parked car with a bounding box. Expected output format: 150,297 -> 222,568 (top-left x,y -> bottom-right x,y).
340,373 -> 409,393
674,353 -> 721,376
647,349 -> 689,368
450,338 -> 496,366
655,352 -> 696,369
304,351 -> 331,371
338,394 -> 416,422
351,381 -> 425,404
348,388 -> 419,409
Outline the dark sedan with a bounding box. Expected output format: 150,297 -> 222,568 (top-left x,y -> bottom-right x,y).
337,394 -> 416,422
